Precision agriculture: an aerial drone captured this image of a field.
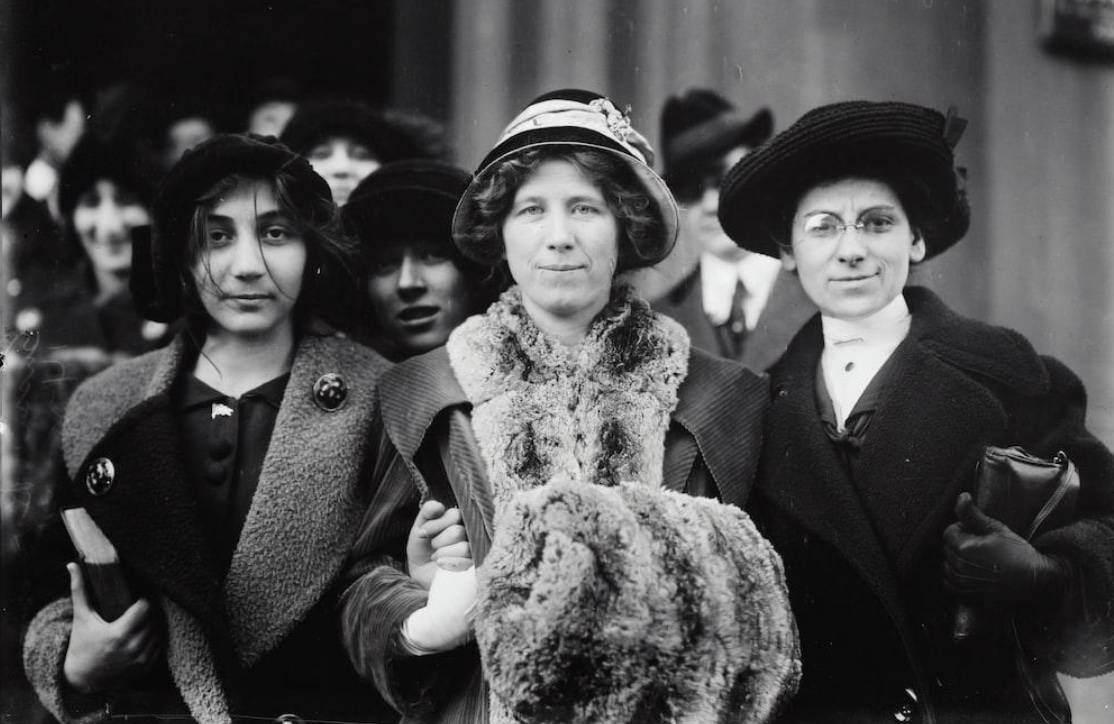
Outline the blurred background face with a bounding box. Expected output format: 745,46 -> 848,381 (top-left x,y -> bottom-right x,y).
305,136 -> 381,206
679,145 -> 748,261
192,179 -> 306,339
502,159 -> 619,326
248,100 -> 298,138
366,240 -> 472,357
72,178 -> 150,287
36,99 -> 86,166
164,116 -> 216,170
1,165 -> 23,219
783,177 -> 925,320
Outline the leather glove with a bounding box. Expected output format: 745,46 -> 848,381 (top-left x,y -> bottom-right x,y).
401,566 -> 478,654
942,492 -> 1069,609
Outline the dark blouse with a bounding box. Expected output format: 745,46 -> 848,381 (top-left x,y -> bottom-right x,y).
173,371 -> 289,574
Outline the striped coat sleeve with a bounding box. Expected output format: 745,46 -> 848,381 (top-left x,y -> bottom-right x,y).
339,427 -> 480,719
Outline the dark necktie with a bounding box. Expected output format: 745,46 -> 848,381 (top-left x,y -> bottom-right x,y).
722,277 -> 749,358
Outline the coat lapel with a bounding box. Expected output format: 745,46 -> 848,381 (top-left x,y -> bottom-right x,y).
65,337 -> 223,630
222,335 -> 385,670
379,347 -> 495,562
761,320 -> 904,615
854,337 -> 1006,574
671,349 -> 768,507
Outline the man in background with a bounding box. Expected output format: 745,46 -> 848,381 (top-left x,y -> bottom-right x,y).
652,88 -> 814,372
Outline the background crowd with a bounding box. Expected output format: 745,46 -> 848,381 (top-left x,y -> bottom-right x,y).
3,1 -> 1113,723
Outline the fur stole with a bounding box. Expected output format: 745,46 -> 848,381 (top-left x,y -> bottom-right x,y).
446,285 -> 690,507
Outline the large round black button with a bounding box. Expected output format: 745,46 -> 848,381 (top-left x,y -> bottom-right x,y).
313,372 -> 347,412
208,438 -> 233,460
204,462 -> 227,485
85,458 -> 115,496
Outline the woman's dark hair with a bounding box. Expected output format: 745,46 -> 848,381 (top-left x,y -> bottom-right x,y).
460,147 -> 666,273
177,170 -> 359,332
770,171 -> 943,265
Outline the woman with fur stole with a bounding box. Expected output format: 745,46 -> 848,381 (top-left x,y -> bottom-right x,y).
340,89 -> 800,724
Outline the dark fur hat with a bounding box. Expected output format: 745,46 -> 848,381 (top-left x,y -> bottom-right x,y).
718,100 -> 969,259
476,479 -> 800,723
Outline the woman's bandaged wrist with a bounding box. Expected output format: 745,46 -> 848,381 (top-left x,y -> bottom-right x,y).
400,567 -> 478,654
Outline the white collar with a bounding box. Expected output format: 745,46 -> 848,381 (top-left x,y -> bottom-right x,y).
699,252 -> 782,327
821,293 -> 911,348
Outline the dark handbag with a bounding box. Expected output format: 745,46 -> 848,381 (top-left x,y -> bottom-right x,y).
953,445 -> 1080,722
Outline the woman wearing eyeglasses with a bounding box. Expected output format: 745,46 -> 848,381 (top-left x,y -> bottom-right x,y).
719,101 -> 1114,723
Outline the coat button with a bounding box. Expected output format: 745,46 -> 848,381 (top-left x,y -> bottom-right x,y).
85,457 -> 115,496
313,372 -> 347,412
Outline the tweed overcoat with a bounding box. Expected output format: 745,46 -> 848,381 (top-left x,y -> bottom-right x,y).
339,344 -> 770,723
23,332 -> 394,724
652,267 -> 816,372
749,286 -> 1114,724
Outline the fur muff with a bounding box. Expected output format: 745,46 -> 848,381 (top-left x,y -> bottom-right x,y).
475,479 -> 801,724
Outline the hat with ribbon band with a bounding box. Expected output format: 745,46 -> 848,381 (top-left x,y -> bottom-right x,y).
452,89 -> 679,269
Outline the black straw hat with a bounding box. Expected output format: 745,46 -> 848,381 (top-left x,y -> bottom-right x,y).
718,100 -> 969,259
660,88 -> 772,184
343,159 -> 469,247
136,133 -> 330,322
451,89 -> 679,268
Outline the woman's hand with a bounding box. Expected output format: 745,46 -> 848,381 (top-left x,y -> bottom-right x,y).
406,500 -> 472,590
62,563 -> 162,694
942,493 -> 1069,608
401,566 -> 478,654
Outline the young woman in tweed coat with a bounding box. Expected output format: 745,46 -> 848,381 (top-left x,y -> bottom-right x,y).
23,134 -> 394,724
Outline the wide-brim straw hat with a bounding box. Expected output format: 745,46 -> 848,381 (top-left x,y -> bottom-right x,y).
718,100 -> 969,259
451,89 -> 679,268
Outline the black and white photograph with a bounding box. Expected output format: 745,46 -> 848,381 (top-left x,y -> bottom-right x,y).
2,1 -> 1113,722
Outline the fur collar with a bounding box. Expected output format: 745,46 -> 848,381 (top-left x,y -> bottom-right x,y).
446,286 -> 690,507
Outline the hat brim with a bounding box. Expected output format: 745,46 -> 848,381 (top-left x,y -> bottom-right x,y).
665,107 -> 773,178
452,129 -> 679,268
718,101 -> 968,260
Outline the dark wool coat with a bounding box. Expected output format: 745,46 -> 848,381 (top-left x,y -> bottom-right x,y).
652,267 -> 816,372
749,286 -> 1114,724
339,345 -> 770,723
22,332 -> 394,724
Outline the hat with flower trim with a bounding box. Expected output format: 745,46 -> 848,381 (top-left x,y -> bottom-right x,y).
451,89 -> 679,269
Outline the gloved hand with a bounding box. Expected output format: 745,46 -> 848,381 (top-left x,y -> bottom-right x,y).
406,500 -> 472,590
942,492 -> 1069,608
401,566 -> 478,655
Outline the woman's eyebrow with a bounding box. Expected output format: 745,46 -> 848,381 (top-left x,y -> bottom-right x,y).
256,210 -> 291,224
566,194 -> 603,204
